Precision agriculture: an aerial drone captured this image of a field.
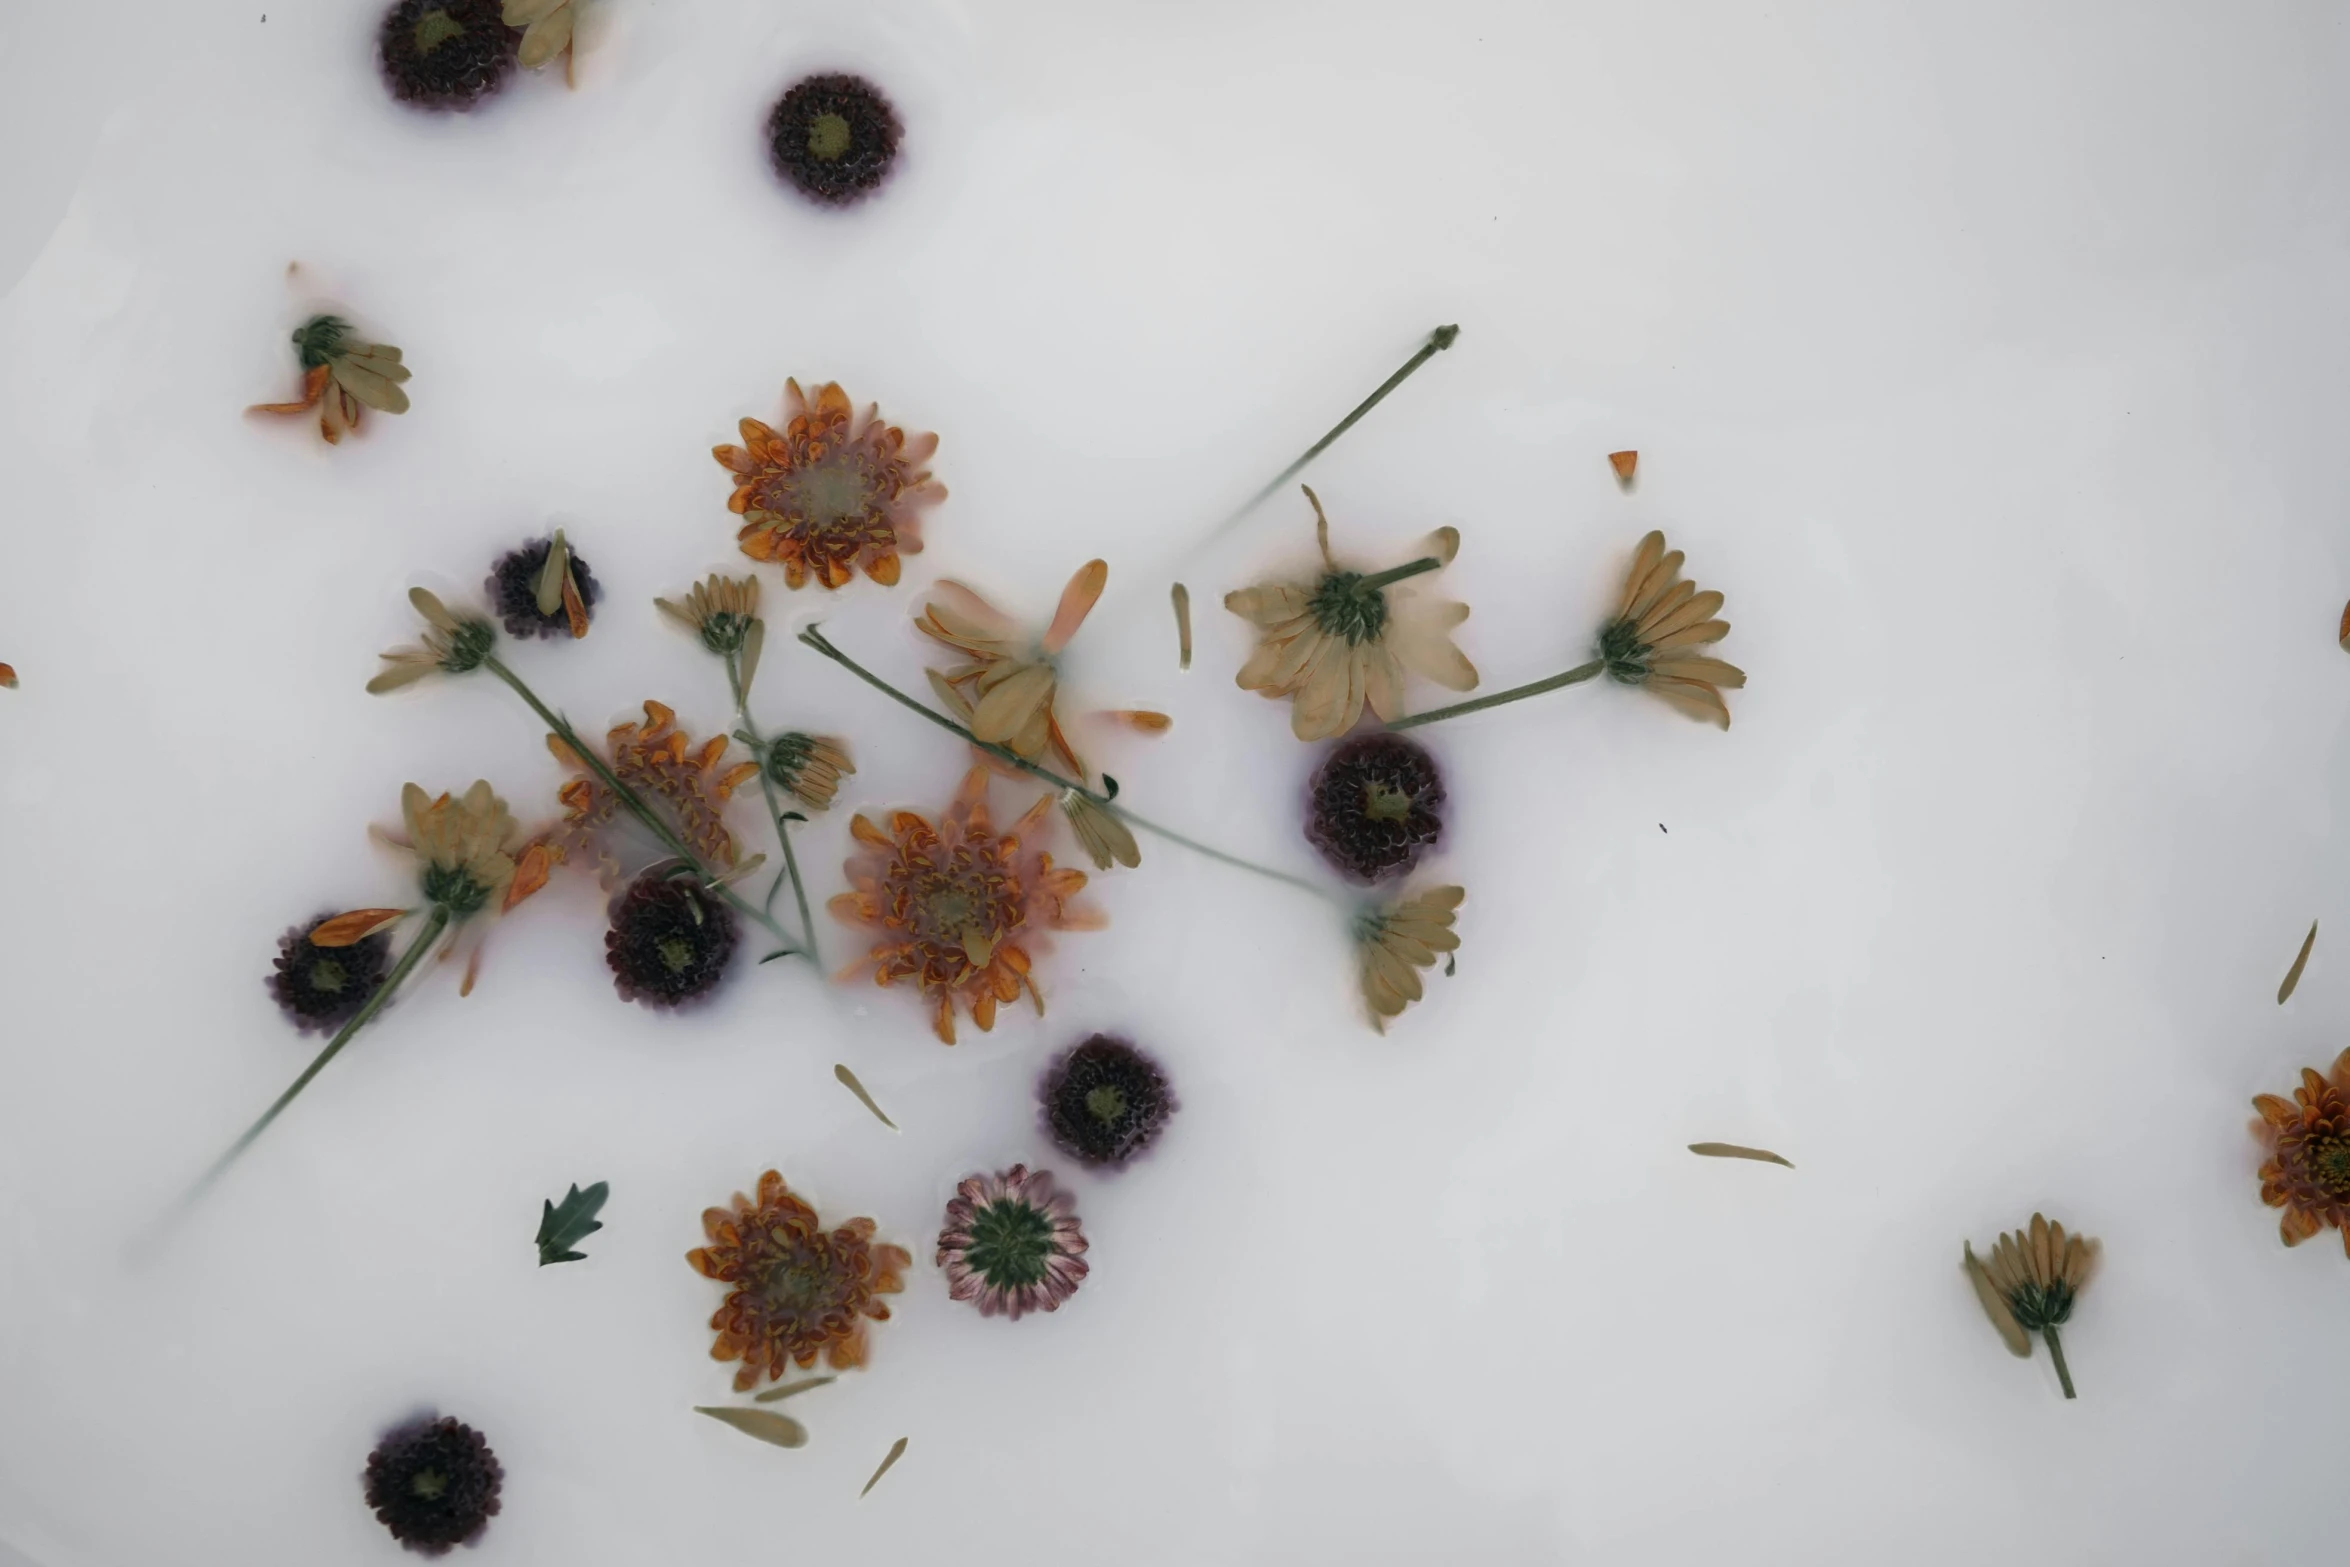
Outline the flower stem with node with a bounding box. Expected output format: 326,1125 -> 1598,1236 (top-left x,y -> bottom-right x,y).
797,626 -> 1338,903
2043,1326 -> 2077,1399
1386,659 -> 1607,731
725,645 -> 821,969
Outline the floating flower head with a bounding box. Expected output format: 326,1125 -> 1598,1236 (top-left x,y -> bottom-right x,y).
2253,1049 -> 2350,1254
1962,1213 -> 2097,1398
1059,789 -> 1139,871
249,314 -> 411,445
362,1413 -> 504,1556
1226,487 -> 1476,741
1040,1035 -> 1177,1169
763,732 -> 854,812
548,700 -> 762,869
656,573 -> 763,659
605,869 -> 739,1009
398,781 -> 522,918
378,0 -> 518,109
368,588 -> 497,694
267,914 -> 394,1035
488,531 -> 597,641
768,72 -> 902,206
1354,884 -> 1464,1030
1306,732 -> 1445,884
713,380 -> 943,591
687,1170 -> 910,1390
830,766 -> 1100,1044
936,1164 -> 1089,1318
918,561 -> 1110,779
1598,530 -> 1745,728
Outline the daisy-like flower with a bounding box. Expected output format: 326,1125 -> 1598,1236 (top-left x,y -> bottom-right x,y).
767,73 -> 902,206
656,573 -> 762,658
1040,1035 -> 1177,1169
712,380 -> 943,590
1225,487 -> 1477,741
267,914 -> 394,1035
917,561 -> 1112,779
763,732 -> 854,812
605,870 -> 738,1009
250,314 -> 412,445
686,1170 -> 910,1390
362,1413 -> 504,1557
2253,1048 -> 2350,1254
487,531 -> 597,641
830,766 -> 1100,1044
936,1164 -> 1089,1319
378,0 -> 518,109
1598,530 -> 1745,728
1058,789 -> 1139,871
1962,1213 -> 2097,1398
547,700 -> 762,868
393,782 -> 522,918
1354,884 -> 1464,1030
367,588 -> 497,694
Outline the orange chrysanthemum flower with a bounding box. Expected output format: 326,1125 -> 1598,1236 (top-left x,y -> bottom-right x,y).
547,700 -> 762,869
686,1170 -> 910,1390
711,379 -> 944,590
830,766 -> 1101,1044
2253,1048 -> 2350,1254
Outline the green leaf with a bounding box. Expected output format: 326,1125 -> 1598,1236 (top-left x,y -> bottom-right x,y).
695,1405 -> 808,1449
535,1179 -> 609,1265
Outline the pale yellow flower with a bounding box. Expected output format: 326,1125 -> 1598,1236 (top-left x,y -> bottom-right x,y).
1354,884 -> 1464,1030
1598,530 -> 1745,728
919,560 -> 1128,780
367,588 -> 497,694
399,780 -> 523,917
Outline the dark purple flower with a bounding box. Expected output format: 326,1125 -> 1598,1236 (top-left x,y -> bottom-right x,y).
487,534 -> 599,640
767,74 -> 901,206
268,915 -> 393,1035
362,1413 -> 503,1556
1040,1035 -> 1176,1170
1305,732 -> 1445,883
378,0 -> 518,111
605,871 -> 738,1009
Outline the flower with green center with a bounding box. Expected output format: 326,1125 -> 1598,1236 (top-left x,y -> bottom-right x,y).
397,780 -> 522,918
714,379 -> 943,589
1040,1035 -> 1177,1169
766,73 -> 902,206
267,915 -> 394,1035
2254,1048 -> 2350,1253
1962,1212 -> 2097,1399
377,0 -> 519,110
368,588 -> 498,694
762,732 -> 854,812
604,869 -> 740,1010
936,1164 -> 1089,1318
1354,884 -> 1464,1031
361,1413 -> 503,1555
249,313 -> 411,445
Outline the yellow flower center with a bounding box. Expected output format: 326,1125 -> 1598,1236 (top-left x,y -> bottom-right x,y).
807,112 -> 854,162
2311,1133 -> 2350,1197
412,8 -> 465,52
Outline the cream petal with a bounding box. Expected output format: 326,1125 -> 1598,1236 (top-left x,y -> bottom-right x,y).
1361,643 -> 1404,722
517,4 -> 572,67
1616,532 -> 1666,619
1640,588 -> 1725,642
1390,602 -> 1479,692
1645,678 -> 1731,728
329,357 -> 410,415
1224,582 -> 1313,626
1649,654 -> 1746,688
1626,551 -> 1687,624
971,663 -> 1056,743
1041,559 -> 1109,654
1647,620 -> 1730,651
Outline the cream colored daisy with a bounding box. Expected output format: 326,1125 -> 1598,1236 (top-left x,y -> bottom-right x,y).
1353,884 -> 1464,1031
399,780 -> 523,917
1598,530 -> 1745,728
919,560 -> 1136,781
366,588 -> 497,694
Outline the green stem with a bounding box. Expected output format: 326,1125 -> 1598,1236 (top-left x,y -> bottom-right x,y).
1356,556 -> 1442,593
728,647 -> 821,968
2043,1326 -> 2076,1399
1386,659 -> 1607,731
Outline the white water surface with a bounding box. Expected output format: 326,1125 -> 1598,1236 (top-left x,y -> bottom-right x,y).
3,3 -> 2348,1563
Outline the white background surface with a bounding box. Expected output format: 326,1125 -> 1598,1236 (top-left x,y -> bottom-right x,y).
2,2 -> 2347,1563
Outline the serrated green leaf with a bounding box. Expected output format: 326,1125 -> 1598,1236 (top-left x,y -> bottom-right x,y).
535,1179 -> 609,1265
695,1405 -> 808,1448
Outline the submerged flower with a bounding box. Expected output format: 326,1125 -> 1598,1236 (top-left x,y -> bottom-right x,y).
763,732 -> 854,811
1962,1213 -> 2097,1398
1226,487 -> 1477,741
1354,884 -> 1464,1030
400,781 -> 522,917
548,700 -> 762,868
830,766 -> 1100,1044
936,1164 -> 1089,1319
687,1169 -> 910,1389
1059,790 -> 1139,871
767,73 -> 902,206
1306,732 -> 1445,884
655,573 -> 762,657
249,314 -> 411,445
488,531 -> 598,641
2253,1048 -> 2350,1253
368,588 -> 497,694
362,1413 -> 504,1556
502,0 -> 575,76
713,380 -> 943,590
268,914 -> 394,1034
1598,530 -> 1745,728
605,870 -> 738,1009
378,0 -> 518,109
1040,1035 -> 1176,1169
917,561 -> 1112,779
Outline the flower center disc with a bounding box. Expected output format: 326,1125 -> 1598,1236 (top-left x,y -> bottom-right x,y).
1084,1085 -> 1128,1123
1308,570 -> 1389,646
308,958 -> 347,994
2311,1134 -> 2350,1197
409,1468 -> 449,1501
785,456 -> 880,528
412,8 -> 465,52
964,1199 -> 1054,1287
807,112 -> 855,162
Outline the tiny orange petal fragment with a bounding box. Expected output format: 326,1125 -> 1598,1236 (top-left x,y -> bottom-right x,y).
309,908 -> 408,947
503,842 -> 553,912
1609,450 -> 1639,482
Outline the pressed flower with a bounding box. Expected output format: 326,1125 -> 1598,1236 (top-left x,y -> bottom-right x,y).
1040,1034 -> 1176,1169
548,700 -> 762,868
488,532 -> 599,641
502,0 -> 574,77
1225,486 -> 1477,741
1598,530 -> 1744,728
1059,789 -> 1138,871
368,588 -> 497,694
656,573 -> 762,657
0,663 -> 15,688
249,314 -> 411,445
398,781 -> 522,917
2253,1048 -> 2350,1254
917,561 -> 1115,779
936,1164 -> 1089,1318
1306,732 -> 1445,884
687,1169 -> 910,1390
767,73 -> 902,206
1354,884 -> 1464,1030
763,732 -> 854,811
268,914 -> 394,1034
830,766 -> 1100,1044
605,869 -> 739,1008
378,0 -> 518,109
1962,1213 -> 2097,1398
713,380 -> 943,590
362,1413 -> 504,1556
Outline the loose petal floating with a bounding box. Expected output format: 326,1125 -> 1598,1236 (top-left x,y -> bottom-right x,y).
2278,920 -> 2317,1004
1608,449 -> 1639,483
1171,583 -> 1193,669
1687,1142 -> 1793,1168
694,1406 -> 809,1449
861,1437 -> 908,1497
2338,599 -> 2350,651
834,1063 -> 898,1129
0,663 -> 16,688
752,1375 -> 837,1404
308,908 -> 409,948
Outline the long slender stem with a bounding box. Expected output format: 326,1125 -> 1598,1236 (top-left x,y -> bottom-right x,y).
728,648 -> 821,968
2043,1326 -> 2077,1399
1355,555 -> 1442,593
1386,659 -> 1607,731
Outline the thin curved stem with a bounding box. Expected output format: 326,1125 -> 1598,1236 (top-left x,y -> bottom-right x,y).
2043,1326 -> 2077,1400
728,647 -> 821,968
1386,660 -> 1606,731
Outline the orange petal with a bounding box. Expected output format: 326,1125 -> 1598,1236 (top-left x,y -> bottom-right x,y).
2254,1093 -> 2300,1128
932,996 -> 958,1045
814,382 -> 852,421
695,736 -> 728,772
1042,559 -> 1110,654
716,762 -> 762,800
1608,449 -> 1638,481
0,663 -> 15,688
561,570 -> 589,639
458,943 -> 483,997
2282,1206 -> 2323,1244
640,699 -> 675,734
866,548 -> 902,587
1100,709 -> 1172,733
971,990 -> 998,1032
849,813 -> 894,850
308,908 -> 407,947
503,842 -> 553,911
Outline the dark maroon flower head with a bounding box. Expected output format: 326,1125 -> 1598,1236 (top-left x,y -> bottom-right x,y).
606,871 -> 738,1009
487,536 -> 600,640
268,915 -> 393,1035
1040,1034 -> 1177,1170
378,0 -> 518,111
362,1414 -> 503,1556
1305,733 -> 1446,883
767,73 -> 902,206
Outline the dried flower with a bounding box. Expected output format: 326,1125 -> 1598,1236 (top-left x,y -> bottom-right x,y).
1963,1213 -> 2097,1398
655,573 -> 762,657
1608,450 -> 1638,482
1059,789 -> 1139,871
249,314 -> 411,445
830,766 -> 1100,1044
368,588 -> 497,694
1354,884 -> 1464,1030
917,562 -> 1108,778
488,532 -> 598,641
0,663 -> 15,688
2253,1048 -> 2350,1253
713,380 -> 943,590
362,1413 -> 504,1556
398,781 -> 522,918
605,870 -> 739,1008
378,0 -> 518,109
268,914 -> 394,1034
1598,530 -> 1744,728
1306,732 -> 1445,883
936,1164 -> 1089,1318
1040,1035 -> 1176,1169
767,73 -> 902,206
763,732 -> 854,812
548,700 -> 762,868
1225,487 -> 1477,741
687,1169 -> 910,1390
502,0 -> 573,75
